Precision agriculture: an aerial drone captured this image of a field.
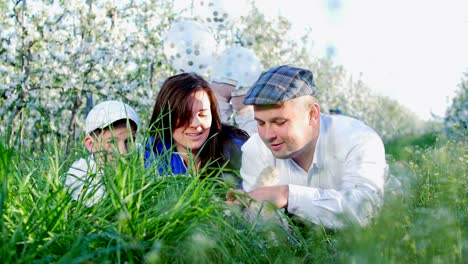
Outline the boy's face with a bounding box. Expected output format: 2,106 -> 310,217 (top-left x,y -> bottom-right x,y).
85,123 -> 137,163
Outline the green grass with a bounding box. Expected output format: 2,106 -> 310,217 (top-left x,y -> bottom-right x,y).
385,132 -> 438,161
1,132 -> 466,263
335,138 -> 467,263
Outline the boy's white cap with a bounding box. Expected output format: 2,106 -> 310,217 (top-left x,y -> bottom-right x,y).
85,100 -> 140,135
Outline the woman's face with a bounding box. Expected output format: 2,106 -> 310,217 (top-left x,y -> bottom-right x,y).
173,90 -> 212,156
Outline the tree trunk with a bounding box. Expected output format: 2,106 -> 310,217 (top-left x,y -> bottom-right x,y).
66,95 -> 83,153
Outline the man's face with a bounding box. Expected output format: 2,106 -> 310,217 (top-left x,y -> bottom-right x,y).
254,97 -> 319,164
91,124 -> 136,163
172,90 -> 212,155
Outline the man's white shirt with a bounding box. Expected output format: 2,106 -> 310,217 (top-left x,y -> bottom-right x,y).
241,114 -> 387,229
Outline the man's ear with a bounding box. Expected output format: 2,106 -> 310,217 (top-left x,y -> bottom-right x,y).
84,135 -> 95,153
309,102 -> 321,123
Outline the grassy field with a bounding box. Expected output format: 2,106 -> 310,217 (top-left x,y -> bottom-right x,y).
0,132 -> 466,263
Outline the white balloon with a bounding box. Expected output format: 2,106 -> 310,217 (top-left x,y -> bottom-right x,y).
163,20 -> 217,77
191,0 -> 246,31
212,46 -> 263,88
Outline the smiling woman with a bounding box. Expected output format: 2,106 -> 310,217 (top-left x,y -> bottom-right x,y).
171,90 -> 213,157
145,73 -> 250,181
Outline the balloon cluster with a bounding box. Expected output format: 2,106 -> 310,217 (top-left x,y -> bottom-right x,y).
163,0 -> 262,88
212,46 -> 263,89
163,20 -> 217,77
191,0 -> 243,31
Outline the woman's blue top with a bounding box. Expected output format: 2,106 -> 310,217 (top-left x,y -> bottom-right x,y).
144,137 -> 187,174
144,131 -> 247,175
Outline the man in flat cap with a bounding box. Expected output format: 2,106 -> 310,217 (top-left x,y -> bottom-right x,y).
230,65 -> 388,229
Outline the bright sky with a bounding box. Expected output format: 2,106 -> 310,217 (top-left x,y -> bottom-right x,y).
253,0 -> 468,120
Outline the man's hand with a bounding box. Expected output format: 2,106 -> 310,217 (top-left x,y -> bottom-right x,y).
248,185 -> 289,208
230,87 -> 250,112
230,95 -> 250,112
226,189 -> 250,207
226,185 -> 289,209
211,81 -> 235,103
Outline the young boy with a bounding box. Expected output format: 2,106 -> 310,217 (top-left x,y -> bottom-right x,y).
65,100 -> 140,206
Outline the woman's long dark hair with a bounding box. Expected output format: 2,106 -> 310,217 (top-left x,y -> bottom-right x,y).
149,72 -> 248,171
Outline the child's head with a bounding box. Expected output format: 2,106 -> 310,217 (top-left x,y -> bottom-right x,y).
84,100 -> 140,162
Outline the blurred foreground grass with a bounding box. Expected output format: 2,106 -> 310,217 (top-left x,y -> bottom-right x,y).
0,132 -> 466,263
